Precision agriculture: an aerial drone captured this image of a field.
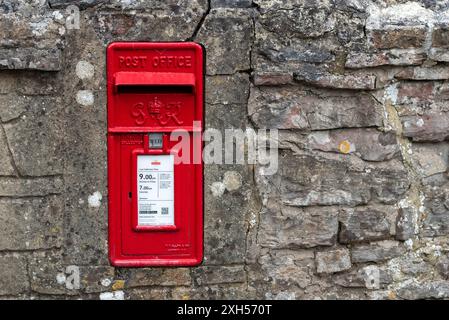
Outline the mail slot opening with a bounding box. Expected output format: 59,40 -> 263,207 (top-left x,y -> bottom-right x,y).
116,85 -> 194,94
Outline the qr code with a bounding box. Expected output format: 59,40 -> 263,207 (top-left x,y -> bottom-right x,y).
161,207 -> 169,215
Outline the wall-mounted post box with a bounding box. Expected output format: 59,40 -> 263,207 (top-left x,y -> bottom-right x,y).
107,42 -> 204,267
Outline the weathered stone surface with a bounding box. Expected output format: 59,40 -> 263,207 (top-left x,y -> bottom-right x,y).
105,0 -> 207,11
339,206 -> 397,244
172,284 -> 255,300
402,113 -> 449,142
95,4 -> 206,43
252,250 -> 315,292
252,19 -> 336,72
307,129 -> 399,162
396,205 -> 417,241
345,49 -> 426,68
0,48 -> 62,71
204,164 -> 257,264
2,97 -> 64,175
192,265 -> 245,286
432,26 -> 449,47
212,0 -> 252,7
126,288 -> 172,300
258,205 -> 338,249
428,48 -> 449,62
0,255 -> 28,296
351,240 -> 405,263
248,86 -> 383,130
410,143 -> 449,178
368,27 -> 427,49
0,177 -> 63,197
0,14 -> 64,48
421,182 -> 449,237
396,81 -> 435,105
49,0 -> 106,9
316,248 -> 351,274
0,128 -> 15,175
3,0 -> 449,301
397,281 -> 449,299
395,66 -> 449,80
257,150 -> 409,208
118,268 -> 191,288
293,65 -> 376,90
334,265 -> 393,289
253,72 -> 293,86
0,71 -> 17,94
197,9 -> 253,75
366,3 -> 433,49
0,94 -> 30,122
29,251 -> 115,295
0,196 -> 62,250
436,254 -> 449,279
206,74 -> 250,104
16,71 -> 61,96
256,0 -> 335,38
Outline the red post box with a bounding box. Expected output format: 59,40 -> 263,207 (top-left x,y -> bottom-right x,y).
107,42 -> 204,267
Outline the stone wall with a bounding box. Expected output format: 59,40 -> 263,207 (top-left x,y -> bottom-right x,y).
1,0 -> 449,300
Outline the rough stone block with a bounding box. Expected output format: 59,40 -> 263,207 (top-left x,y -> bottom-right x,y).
258,206 -> 338,249
49,0 -> 106,8
410,143 -> 449,178
0,71 -> 17,94
197,9 -> 253,75
0,177 -> 63,197
211,0 -> 253,7
204,164 -> 257,264
253,250 -> 315,291
118,268 -> 191,288
2,97 -> 64,175
345,49 -> 426,68
253,72 -> 293,86
421,183 -> 449,237
339,206 -> 397,244
334,266 -> 393,289
293,65 -> 376,90
368,27 -> 427,49
206,74 -> 250,105
316,248 -> 351,274
395,66 -> 449,80
0,48 -> 62,71
0,94 -> 31,122
396,205 -> 417,241
397,281 -> 449,299
0,14 -> 64,49
192,266 -> 245,286
29,251 -> 115,295
366,3 -> 433,49
256,0 -> 335,39
0,196 -> 63,250
307,128 -> 399,162
248,86 -> 383,130
396,81 -> 435,105
256,150 -> 409,207
351,240 -> 405,263
0,128 -> 14,175
402,113 -> 449,142
96,9 -> 205,43
16,71 -> 61,96
432,27 -> 449,47
0,255 -> 28,296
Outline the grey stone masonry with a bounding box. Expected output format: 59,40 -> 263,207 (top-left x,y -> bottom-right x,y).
1,0 -> 449,300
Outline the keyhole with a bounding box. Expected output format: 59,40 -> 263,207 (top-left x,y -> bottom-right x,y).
128,192 -> 132,199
